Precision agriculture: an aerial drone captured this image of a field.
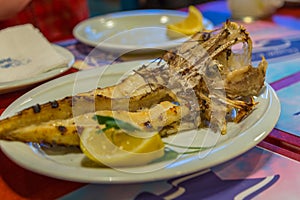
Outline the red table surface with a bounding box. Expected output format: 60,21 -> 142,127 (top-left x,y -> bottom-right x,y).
1,0 -> 300,199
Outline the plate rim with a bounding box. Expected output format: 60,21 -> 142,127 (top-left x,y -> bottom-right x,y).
72,9 -> 213,53
0,60 -> 280,183
0,45 -> 74,94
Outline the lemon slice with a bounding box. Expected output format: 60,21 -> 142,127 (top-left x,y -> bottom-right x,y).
167,5 -> 204,35
80,127 -> 165,168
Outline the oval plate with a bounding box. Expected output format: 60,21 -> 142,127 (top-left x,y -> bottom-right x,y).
0,60 -> 280,183
73,9 -> 213,54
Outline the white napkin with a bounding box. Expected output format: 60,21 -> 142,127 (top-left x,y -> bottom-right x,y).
0,24 -> 67,83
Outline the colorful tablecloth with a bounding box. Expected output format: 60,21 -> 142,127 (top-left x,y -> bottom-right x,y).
1,1 -> 300,199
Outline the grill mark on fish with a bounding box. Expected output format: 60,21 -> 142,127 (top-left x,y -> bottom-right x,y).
50,100 -> 59,108
32,104 -> 41,113
58,126 -> 67,135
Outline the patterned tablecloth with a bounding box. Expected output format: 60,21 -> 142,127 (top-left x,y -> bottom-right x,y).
1,1 -> 300,199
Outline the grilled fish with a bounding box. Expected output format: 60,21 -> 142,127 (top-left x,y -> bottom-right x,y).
1,101 -> 188,145
0,21 -> 267,145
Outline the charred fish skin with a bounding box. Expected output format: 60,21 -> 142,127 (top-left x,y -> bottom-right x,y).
3,101 -> 186,146
0,93 -> 102,137
0,96 -> 73,138
4,123 -> 79,146
0,82 -> 174,139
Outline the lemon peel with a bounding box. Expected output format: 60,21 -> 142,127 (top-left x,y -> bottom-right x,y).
167,5 -> 204,36
80,127 -> 165,167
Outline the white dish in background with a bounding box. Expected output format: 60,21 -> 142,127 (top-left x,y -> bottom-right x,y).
0,60 -> 280,183
73,9 -> 214,54
0,45 -> 74,94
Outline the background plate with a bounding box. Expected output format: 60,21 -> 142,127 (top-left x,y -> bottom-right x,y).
73,9 -> 213,54
0,60 -> 280,183
0,45 -> 74,94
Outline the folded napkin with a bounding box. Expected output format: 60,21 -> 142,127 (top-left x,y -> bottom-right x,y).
0,24 -> 67,83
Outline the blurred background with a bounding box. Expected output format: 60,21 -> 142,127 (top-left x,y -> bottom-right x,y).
88,0 -> 213,16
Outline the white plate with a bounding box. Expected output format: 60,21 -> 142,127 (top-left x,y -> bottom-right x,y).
0,60 -> 280,183
0,45 -> 74,94
73,9 -> 214,54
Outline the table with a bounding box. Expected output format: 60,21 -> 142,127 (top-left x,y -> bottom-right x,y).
1,0 -> 300,199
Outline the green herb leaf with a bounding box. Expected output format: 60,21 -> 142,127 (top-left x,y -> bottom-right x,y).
92,115 -> 140,132
164,142 -> 211,151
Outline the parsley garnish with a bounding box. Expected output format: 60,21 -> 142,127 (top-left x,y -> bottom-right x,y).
92,115 -> 141,132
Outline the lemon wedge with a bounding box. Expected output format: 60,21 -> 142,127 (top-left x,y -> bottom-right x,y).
167,5 -> 204,35
80,127 -> 165,168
